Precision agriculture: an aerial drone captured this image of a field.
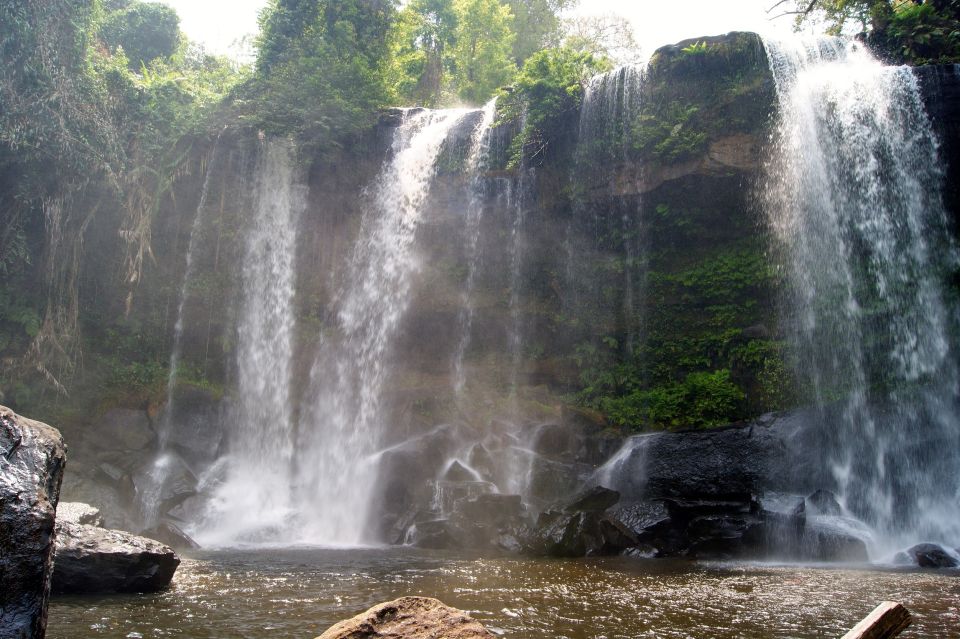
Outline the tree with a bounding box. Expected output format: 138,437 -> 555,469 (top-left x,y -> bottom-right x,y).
250,0 -> 395,139
502,0 -> 579,65
387,0 -> 458,106
99,1 -> 182,68
452,0 -> 516,104
563,13 -> 642,66
771,0 -> 960,63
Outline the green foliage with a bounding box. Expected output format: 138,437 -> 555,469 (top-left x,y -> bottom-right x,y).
632,104 -> 708,164
680,40 -> 709,56
99,1 -> 182,68
502,0 -> 576,65
600,370 -> 745,430
497,46 -> 609,167
790,0 -> 960,64
452,0 -> 516,104
388,0 -> 520,106
246,0 -> 393,141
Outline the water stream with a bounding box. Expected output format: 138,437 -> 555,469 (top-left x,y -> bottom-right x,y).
193,140 -> 305,545
295,109 -> 474,545
763,37 -> 960,554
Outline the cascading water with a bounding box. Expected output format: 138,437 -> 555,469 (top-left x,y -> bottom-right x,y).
139,135 -> 222,527
452,98 -> 498,399
763,37 -> 960,554
295,109 -> 473,545
193,140 -> 305,545
566,65 -> 648,356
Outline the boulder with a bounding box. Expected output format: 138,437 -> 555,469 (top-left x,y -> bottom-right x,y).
800,489 -> 843,517
134,452 -> 198,519
97,408 -> 155,451
316,596 -> 493,639
905,543 -> 959,569
139,521 -> 200,551
0,406 -> 66,639
56,502 -> 104,527
529,510 -> 639,557
162,385 -> 225,466
563,486 -> 620,513
52,521 -> 180,594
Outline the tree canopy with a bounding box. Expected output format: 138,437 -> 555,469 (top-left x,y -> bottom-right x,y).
776,0 -> 960,63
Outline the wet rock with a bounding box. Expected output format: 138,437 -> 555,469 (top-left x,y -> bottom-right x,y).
611,501 -> 672,535
442,460 -> 479,482
905,543 -> 959,569
134,453 -> 198,517
316,596 -> 493,639
642,424 -> 774,500
529,510 -> 639,557
526,455 -> 595,510
406,519 -> 459,550
52,521 -> 180,594
140,521 -> 200,551
56,502 -> 104,527
802,489 -> 843,517
563,486 -> 620,513
95,462 -> 136,507
0,406 -> 66,639
162,385 -> 225,466
98,408 -> 155,451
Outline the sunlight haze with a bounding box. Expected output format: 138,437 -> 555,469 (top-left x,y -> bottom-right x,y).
164,0 -> 798,58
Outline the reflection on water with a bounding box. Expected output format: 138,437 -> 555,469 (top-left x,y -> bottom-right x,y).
47,549 -> 960,638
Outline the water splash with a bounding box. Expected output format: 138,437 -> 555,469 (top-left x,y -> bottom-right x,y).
193,139 -> 305,545
763,37 -> 960,554
296,109 -> 473,545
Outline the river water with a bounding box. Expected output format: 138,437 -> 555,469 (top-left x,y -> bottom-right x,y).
47,549 -> 960,638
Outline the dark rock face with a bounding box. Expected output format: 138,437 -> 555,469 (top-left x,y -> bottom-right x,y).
0,406 -> 66,639
916,64 -> 960,234
904,543 -> 959,569
52,522 -> 180,594
563,486 -> 621,513
528,510 -> 639,557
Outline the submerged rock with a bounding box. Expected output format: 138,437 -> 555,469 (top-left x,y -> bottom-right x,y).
904,543 -> 959,569
52,522 -> 180,594
0,406 -> 66,639
316,596 -> 493,639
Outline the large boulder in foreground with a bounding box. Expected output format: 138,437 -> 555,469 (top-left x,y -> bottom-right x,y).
52,521 -> 180,594
0,405 -> 66,639
316,597 -> 493,639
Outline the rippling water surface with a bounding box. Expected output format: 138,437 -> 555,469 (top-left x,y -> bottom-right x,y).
47,549 -> 960,638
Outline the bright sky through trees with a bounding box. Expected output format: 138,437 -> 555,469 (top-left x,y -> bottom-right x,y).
163,0 -> 798,59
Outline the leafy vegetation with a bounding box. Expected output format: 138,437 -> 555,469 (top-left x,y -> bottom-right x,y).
782,0 -> 960,63
497,47 -> 609,167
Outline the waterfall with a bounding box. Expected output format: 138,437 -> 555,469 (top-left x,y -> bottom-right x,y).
452,98 -> 498,398
763,37 -> 960,553
139,134 -> 222,527
193,140 -> 305,545
296,109 -> 473,545
567,65 -> 648,355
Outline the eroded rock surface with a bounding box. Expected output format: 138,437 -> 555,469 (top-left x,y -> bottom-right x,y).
52,521 -> 180,594
316,596 -> 493,639
0,405 -> 66,639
